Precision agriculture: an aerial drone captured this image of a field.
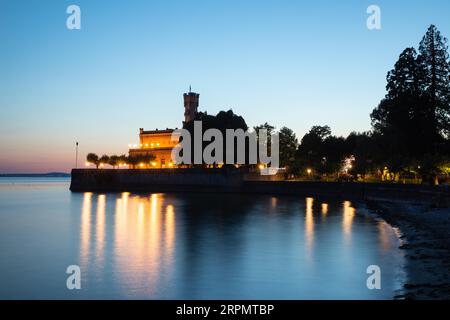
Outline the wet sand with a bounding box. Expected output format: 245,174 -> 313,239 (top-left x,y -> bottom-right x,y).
368,201 -> 450,299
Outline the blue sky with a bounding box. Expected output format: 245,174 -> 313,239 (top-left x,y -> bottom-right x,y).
1,0 -> 449,172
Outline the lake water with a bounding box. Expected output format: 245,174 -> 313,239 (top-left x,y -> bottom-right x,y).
0,177 -> 405,299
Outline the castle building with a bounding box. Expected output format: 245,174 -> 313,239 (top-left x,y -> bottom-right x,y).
128,90 -> 199,168
183,91 -> 199,124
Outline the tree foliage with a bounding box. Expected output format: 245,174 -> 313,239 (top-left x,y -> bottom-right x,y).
279,126 -> 298,170
183,109 -> 249,166
369,25 -> 450,182
86,153 -> 99,168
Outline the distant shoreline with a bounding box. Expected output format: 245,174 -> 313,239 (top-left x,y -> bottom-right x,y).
0,173 -> 70,178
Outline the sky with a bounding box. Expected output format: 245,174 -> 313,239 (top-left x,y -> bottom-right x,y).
0,0 -> 449,173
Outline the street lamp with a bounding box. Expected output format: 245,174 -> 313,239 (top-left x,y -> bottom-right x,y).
75,142 -> 79,168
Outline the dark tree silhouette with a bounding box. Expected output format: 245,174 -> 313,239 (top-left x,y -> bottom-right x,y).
108,155 -> 120,168
418,25 -> 450,139
370,25 -> 450,183
371,47 -> 424,169
345,132 -> 380,178
86,153 -> 100,168
253,122 -> 276,167
126,154 -> 156,169
296,125 -> 333,175
322,135 -> 348,174
119,154 -> 128,166
279,126 -> 298,171
126,155 -> 140,169
183,109 -> 249,166
99,155 -> 110,167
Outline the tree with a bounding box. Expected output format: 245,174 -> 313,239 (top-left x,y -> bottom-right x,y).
254,122 -> 276,167
127,153 -> 156,169
418,25 -> 450,139
183,109 -> 249,166
371,25 -> 450,183
86,153 -> 100,168
322,135 -> 347,174
279,126 -> 298,170
345,132 -> 381,178
254,122 -> 275,135
141,153 -> 156,167
419,154 -> 449,185
119,154 -> 128,166
108,155 -> 120,169
99,155 -> 109,168
296,125 -> 332,176
126,155 -> 140,169
370,47 -> 424,165
307,125 -> 331,140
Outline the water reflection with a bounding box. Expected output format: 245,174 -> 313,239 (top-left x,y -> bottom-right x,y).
378,220 -> 393,252
305,197 -> 314,259
95,195 -> 106,261
321,203 -> 328,215
73,192 -> 403,299
80,192 -> 92,268
79,192 -> 176,297
271,197 -> 277,209
165,205 -> 175,264
0,179 -> 405,299
342,200 -> 355,242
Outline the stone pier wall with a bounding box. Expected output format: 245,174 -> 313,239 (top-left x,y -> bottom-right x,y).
70,169 -> 449,206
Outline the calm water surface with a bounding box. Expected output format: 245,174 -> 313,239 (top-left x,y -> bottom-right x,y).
0,177 -> 405,299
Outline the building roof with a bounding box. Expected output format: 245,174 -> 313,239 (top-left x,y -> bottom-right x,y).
129,146 -> 174,152
140,128 -> 176,135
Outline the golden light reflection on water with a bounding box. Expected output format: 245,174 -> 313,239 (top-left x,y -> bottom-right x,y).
80,192 -> 176,297
377,220 -> 392,252
165,204 -> 175,265
321,203 -> 328,216
95,195 -> 106,260
71,192 -> 405,299
342,201 -> 355,242
80,192 -> 92,266
271,197 -> 277,208
148,193 -> 163,284
305,197 -> 314,258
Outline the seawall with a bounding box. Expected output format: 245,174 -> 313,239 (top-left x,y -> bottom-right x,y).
70,168 -> 244,193
244,181 -> 450,205
70,169 -> 450,205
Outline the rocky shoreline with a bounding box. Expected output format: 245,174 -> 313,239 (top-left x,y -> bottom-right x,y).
367,201 -> 450,299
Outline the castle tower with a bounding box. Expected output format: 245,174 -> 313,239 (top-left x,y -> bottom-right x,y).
183,89 -> 199,124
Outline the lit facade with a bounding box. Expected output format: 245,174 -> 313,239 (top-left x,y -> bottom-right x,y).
128,91 -> 199,168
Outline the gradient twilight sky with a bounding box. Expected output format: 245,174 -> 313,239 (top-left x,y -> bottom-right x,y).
1,0 -> 449,173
